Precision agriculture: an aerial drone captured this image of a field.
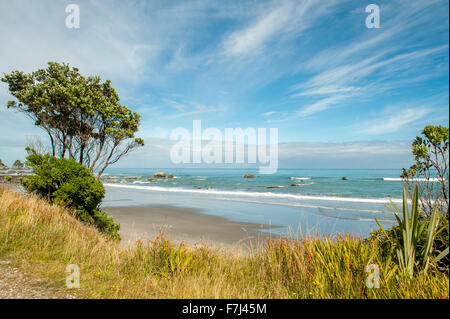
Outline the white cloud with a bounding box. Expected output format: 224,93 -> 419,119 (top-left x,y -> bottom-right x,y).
109,137 -> 413,169
293,85 -> 357,97
0,1 -> 162,86
286,0 -> 449,120
222,0 -> 337,57
296,94 -> 352,118
223,2 -> 294,56
291,45 -> 448,117
357,107 -> 433,135
278,140 -> 411,157
302,0 -> 445,72
160,97 -> 219,120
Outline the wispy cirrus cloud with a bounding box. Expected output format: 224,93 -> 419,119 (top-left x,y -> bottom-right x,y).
355,105 -> 433,135
286,0 -> 449,119
222,0 -> 338,57
161,97 -> 219,120
223,2 -> 294,56
291,44 -> 448,118
295,94 -> 354,118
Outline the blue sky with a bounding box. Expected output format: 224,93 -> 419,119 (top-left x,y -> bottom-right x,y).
0,0 -> 448,168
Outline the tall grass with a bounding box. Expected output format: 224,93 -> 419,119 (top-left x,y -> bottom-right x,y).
0,187 -> 448,299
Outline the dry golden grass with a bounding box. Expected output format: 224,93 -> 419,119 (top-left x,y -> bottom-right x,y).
0,186 -> 448,299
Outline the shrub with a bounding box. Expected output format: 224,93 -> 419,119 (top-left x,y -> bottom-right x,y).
21,149 -> 120,240
5,176 -> 12,182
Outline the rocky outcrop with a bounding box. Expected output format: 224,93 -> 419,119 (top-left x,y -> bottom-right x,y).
12,160 -> 28,170
168,173 -> 174,178
244,174 -> 255,178
0,159 -> 8,170
154,172 -> 166,179
341,177 -> 348,180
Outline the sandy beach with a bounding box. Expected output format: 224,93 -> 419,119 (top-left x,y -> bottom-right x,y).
103,204 -> 281,250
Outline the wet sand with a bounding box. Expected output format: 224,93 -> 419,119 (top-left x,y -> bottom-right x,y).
103,205 -> 282,250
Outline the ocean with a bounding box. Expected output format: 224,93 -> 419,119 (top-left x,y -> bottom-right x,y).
101,168 -> 407,238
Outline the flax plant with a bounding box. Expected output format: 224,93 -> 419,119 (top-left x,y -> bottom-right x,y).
376,186 -> 447,277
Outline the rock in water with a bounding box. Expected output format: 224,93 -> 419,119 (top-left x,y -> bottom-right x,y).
12,160 -> 28,170
244,174 -> 255,178
154,172 -> 167,178
341,177 -> 348,180
0,159 -> 9,170
168,173 -> 174,178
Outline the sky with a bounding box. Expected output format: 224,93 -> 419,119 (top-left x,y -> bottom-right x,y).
0,0 -> 448,169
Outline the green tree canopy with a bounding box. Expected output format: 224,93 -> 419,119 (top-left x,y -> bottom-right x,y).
1,62 -> 144,177
402,125 -> 449,217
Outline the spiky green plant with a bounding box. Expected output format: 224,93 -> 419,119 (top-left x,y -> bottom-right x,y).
376,186 -> 447,277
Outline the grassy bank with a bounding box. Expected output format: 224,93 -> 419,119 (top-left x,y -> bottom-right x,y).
0,186 -> 448,299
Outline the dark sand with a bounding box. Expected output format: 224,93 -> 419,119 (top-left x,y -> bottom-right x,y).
103,205 -> 282,251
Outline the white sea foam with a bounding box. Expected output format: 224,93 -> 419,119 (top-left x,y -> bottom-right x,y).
103,183 -> 403,204
290,177 -> 311,180
383,177 -> 441,182
291,182 -> 315,186
210,196 -> 388,214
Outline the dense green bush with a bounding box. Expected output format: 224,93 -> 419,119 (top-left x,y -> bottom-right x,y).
22,149 -> 120,240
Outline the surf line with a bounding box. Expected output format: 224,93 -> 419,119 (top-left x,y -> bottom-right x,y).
104,183 -> 403,204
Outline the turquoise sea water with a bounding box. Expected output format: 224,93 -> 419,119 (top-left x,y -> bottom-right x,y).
101,168 -> 407,238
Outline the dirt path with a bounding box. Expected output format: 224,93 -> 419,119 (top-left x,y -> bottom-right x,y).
0,260 -> 75,299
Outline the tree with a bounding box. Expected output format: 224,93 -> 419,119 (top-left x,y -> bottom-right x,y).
1,62 -> 144,178
401,125 -> 449,218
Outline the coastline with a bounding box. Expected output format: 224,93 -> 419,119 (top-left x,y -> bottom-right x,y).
103,204 -> 281,250
102,182 -> 398,240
